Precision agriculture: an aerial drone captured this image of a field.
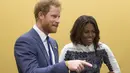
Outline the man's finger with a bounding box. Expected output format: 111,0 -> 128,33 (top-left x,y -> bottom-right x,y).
81,61 -> 93,67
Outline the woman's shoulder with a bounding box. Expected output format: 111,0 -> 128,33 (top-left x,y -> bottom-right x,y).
63,43 -> 76,50
97,42 -> 114,56
98,42 -> 110,50
64,43 -> 74,47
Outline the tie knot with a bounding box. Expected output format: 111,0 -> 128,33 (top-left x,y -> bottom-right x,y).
46,35 -> 49,39
46,36 -> 50,42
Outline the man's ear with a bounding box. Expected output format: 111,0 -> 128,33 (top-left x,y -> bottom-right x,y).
38,11 -> 44,19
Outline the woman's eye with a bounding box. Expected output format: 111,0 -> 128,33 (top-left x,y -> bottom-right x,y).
92,30 -> 96,33
84,31 -> 88,33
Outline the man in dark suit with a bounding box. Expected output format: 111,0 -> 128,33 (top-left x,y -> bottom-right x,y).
14,0 -> 92,73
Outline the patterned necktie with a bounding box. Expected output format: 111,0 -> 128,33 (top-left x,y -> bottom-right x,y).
46,36 -> 53,65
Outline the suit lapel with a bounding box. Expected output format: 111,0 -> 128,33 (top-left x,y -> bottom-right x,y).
29,28 -> 50,65
39,43 -> 50,65
48,38 -> 58,63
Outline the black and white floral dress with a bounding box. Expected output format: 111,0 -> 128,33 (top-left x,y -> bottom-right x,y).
59,42 -> 121,73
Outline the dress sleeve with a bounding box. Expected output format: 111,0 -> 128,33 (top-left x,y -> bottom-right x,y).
59,45 -> 69,62
102,44 -> 121,73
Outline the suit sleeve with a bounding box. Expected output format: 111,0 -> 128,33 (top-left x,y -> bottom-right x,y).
14,36 -> 68,73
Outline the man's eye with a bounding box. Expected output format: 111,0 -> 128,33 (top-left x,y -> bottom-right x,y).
52,15 -> 57,18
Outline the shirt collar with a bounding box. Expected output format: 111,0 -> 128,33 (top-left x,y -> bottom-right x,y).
33,24 -> 47,42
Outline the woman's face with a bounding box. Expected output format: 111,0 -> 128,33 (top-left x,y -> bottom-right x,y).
81,23 -> 96,46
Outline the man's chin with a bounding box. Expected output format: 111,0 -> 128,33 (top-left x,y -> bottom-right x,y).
50,30 -> 57,33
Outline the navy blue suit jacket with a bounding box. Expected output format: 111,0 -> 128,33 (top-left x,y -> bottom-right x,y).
14,28 -> 68,73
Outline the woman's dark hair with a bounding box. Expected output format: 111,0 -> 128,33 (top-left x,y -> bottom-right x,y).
70,15 -> 100,49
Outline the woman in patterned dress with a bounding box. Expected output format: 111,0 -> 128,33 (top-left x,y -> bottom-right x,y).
59,15 -> 121,73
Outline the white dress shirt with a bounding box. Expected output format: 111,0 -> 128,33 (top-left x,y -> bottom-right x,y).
33,24 -> 55,64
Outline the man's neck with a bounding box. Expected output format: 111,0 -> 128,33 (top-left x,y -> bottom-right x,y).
36,22 -> 48,35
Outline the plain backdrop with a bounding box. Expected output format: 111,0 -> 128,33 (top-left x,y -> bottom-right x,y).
0,0 -> 130,73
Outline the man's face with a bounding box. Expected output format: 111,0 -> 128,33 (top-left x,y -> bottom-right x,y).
40,5 -> 60,34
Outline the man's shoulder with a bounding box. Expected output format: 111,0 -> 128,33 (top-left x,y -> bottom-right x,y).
16,28 -> 36,42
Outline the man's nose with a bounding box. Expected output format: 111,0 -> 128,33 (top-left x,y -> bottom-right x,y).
55,17 -> 60,23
